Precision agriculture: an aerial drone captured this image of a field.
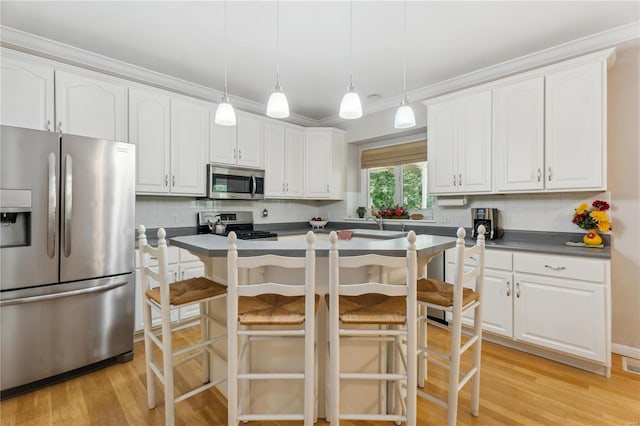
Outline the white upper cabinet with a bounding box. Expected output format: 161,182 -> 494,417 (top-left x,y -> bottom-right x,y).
129,87 -> 171,193
545,61 -> 605,190
0,54 -> 54,131
210,111 -> 263,169
170,97 -> 209,195
304,128 -> 345,199
130,87 -> 208,196
264,123 -> 305,198
427,90 -> 492,195
236,112 -> 264,169
55,70 -> 127,141
494,77 -> 545,191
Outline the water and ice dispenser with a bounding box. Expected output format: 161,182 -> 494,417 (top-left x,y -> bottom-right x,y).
0,189 -> 32,248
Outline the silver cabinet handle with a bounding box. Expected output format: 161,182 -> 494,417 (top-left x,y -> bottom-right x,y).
548,166 -> 552,181
544,264 -> 566,271
63,154 -> 72,257
286,182 -> 289,192
181,271 -> 185,280
238,149 -> 242,160
58,121 -> 63,136
537,168 -> 541,182
47,153 -> 57,259
164,174 -> 168,187
174,272 -> 178,282
459,173 -> 462,186
506,281 -> 511,297
516,282 -> 520,298
46,120 -> 51,132
251,174 -> 257,198
234,148 -> 237,160
282,182 -> 285,192
453,174 -> 456,186
172,175 -> 176,187
326,184 -> 330,193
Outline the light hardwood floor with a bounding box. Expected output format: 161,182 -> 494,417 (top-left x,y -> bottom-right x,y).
1,325 -> 639,426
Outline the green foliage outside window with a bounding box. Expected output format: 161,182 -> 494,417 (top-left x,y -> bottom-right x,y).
369,162 -> 434,210
369,167 -> 395,209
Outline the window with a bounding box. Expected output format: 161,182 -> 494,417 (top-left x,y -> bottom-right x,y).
368,161 -> 434,210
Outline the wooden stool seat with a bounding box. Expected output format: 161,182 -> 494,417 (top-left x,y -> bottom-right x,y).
417,278 -> 479,307
325,293 -> 407,325
145,277 -> 226,306
238,294 -> 320,326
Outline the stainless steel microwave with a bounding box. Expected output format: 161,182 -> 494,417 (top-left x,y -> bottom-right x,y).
206,165 -> 265,200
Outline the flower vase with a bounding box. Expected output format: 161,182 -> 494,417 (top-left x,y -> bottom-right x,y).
583,229 -> 603,246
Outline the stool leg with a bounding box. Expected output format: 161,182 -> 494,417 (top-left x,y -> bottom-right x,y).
142,300 -> 156,409
470,303 -> 483,416
417,303 -> 427,387
200,301 -> 210,384
447,316 -> 462,426
161,308 -> 176,426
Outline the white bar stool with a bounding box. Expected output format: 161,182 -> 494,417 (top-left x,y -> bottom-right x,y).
416,226 -> 486,426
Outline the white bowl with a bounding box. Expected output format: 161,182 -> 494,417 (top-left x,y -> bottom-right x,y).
309,220 -> 328,228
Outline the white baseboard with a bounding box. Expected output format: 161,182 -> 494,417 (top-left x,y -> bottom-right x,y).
612,343 -> 640,359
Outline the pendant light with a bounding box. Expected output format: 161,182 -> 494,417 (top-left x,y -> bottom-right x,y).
266,0 -> 290,118
339,0 -> 362,120
394,0 -> 416,129
215,0 -> 236,126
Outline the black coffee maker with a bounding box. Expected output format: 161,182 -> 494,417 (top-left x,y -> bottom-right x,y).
471,208 -> 504,240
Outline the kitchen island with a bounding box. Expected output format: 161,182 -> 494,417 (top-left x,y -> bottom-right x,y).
170,231 -> 456,418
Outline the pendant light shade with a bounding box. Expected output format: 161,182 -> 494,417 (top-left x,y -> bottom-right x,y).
339,83 -> 363,119
339,1 -> 362,120
394,0 -> 416,129
394,100 -> 416,129
267,84 -> 290,118
266,1 -> 290,119
215,95 -> 237,126
215,1 -> 236,127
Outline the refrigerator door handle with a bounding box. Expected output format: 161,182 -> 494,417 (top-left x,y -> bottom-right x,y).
63,154 -> 73,257
47,153 -> 57,259
0,279 -> 128,306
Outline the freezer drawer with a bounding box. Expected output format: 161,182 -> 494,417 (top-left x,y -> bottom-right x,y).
0,274 -> 134,393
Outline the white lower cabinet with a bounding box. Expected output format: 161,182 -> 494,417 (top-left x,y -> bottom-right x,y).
134,247 -> 205,332
445,248 -> 610,369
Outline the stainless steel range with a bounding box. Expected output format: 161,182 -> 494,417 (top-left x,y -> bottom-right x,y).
197,211 -> 277,241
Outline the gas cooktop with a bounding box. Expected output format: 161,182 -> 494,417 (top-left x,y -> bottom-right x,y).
196,211 -> 277,241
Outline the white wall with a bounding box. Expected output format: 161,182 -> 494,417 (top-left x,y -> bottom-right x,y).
607,39 -> 640,354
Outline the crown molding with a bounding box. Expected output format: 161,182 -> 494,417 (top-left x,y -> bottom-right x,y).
319,20 -> 640,127
0,25 -> 318,127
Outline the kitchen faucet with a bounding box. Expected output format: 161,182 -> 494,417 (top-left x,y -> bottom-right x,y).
375,216 -> 383,230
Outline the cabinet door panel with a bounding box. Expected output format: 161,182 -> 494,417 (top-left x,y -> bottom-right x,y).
545,61 -> 604,190
514,273 -> 605,362
285,127 -> 305,197
1,56 -> 54,131
55,70 -> 126,141
264,123 -> 286,197
427,100 -> 458,194
129,88 -> 171,193
305,131 -> 331,198
210,117 -> 238,165
458,90 -> 492,192
170,98 -> 208,195
237,113 -> 264,168
494,77 -> 544,191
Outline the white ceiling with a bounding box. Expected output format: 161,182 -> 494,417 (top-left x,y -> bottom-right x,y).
1,1 -> 638,123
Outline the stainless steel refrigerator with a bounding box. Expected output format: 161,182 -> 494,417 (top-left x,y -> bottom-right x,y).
0,125 -> 135,397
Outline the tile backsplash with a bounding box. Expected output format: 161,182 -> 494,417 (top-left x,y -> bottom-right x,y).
136,190 -> 611,234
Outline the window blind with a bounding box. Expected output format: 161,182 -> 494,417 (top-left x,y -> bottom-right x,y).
360,140 -> 427,169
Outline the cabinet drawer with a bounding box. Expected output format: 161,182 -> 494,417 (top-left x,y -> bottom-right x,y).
135,246 -> 179,268
513,252 -> 606,283
445,247 -> 512,271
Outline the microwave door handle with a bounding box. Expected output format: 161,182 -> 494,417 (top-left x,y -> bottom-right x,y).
47,152 -> 57,259
251,174 -> 256,198
63,154 -> 72,257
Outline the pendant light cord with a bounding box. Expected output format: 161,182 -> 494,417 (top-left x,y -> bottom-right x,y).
224,0 -> 229,97
276,0 -> 280,86
349,0 -> 353,87
402,0 -> 407,102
